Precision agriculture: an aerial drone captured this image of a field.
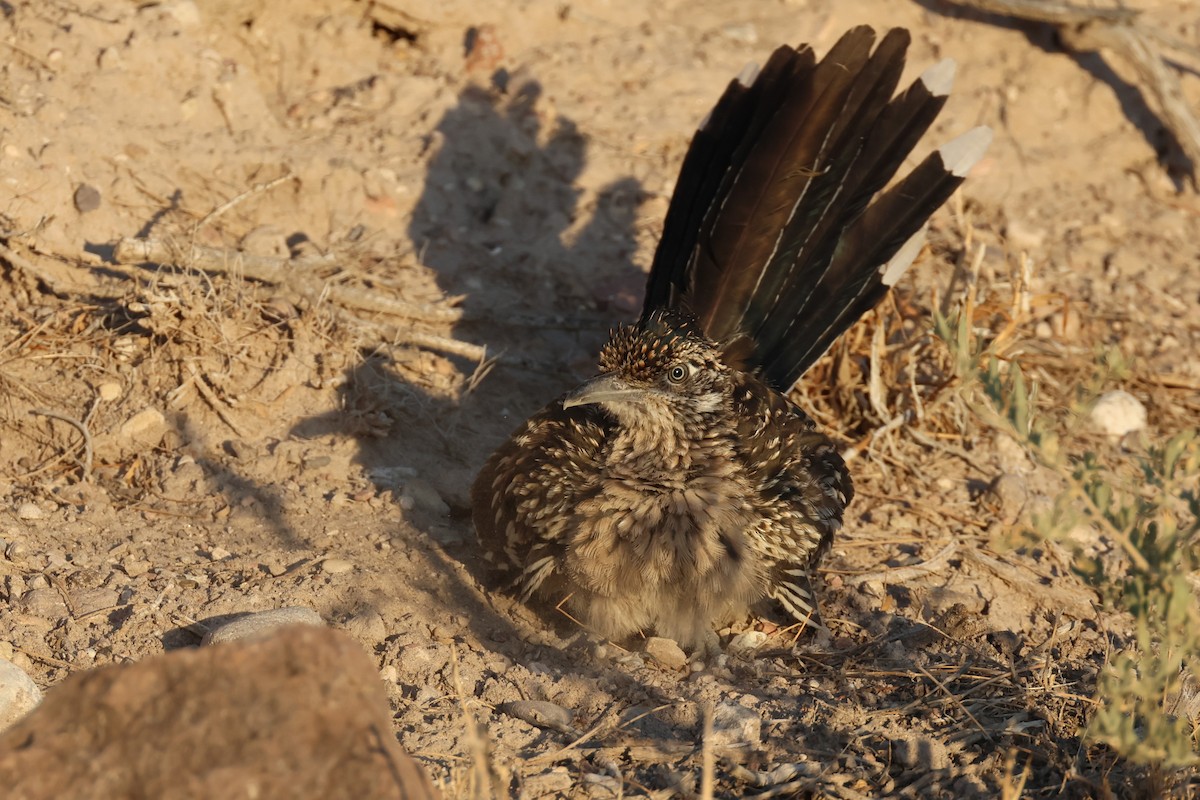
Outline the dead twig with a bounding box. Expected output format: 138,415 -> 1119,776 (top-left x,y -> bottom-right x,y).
113,237 -> 332,284
29,407 -> 94,480
842,542 -> 959,587
948,0 -> 1200,186
192,172 -> 297,233
114,236 -> 482,363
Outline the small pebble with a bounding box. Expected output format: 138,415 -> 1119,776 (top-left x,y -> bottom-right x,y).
201,606 -> 324,646
163,0 -> 202,28
96,381 -> 122,402
68,588 -> 118,616
1005,217 -> 1046,251
321,557 -> 354,574
644,636 -> 688,670
15,503 -> 44,521
121,557 -> 152,577
117,407 -> 167,451
498,700 -> 578,735
342,610 -> 387,644
710,701 -> 762,747
401,480 -> 449,517
73,183 -> 102,213
0,657 -> 42,733
1090,390 -> 1147,437
721,22 -> 758,44
727,630 -> 768,656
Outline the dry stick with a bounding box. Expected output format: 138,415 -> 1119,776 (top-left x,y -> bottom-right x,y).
13,645 -> 73,670
914,663 -> 997,744
449,644 -> 494,798
842,542 -> 958,587
29,407 -> 94,480
699,704 -> 715,800
527,702 -> 674,765
950,0 -> 1135,24
113,237 -> 331,284
327,285 -> 464,323
192,171 -> 297,233
952,0 -> 1200,186
1063,21 -> 1200,184
184,364 -> 252,439
390,330 -> 486,362
0,240 -> 70,296
115,238 -> 474,332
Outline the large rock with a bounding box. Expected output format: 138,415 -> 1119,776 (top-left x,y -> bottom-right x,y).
0,627 -> 439,800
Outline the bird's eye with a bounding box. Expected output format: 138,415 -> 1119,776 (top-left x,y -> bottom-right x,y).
667,364 -> 689,384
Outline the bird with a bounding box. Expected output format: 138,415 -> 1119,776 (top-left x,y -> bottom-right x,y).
472,26 -> 991,652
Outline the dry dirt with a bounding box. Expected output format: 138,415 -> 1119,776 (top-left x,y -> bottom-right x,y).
1,0 -> 1198,797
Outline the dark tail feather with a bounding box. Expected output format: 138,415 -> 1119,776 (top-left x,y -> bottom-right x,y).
763,126 -> 994,384
642,46 -> 817,313
642,26 -> 991,391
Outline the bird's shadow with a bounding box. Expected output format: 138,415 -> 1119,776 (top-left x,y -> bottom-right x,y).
294,72 -> 648,655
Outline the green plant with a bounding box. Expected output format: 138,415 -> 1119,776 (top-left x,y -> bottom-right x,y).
933,299 -> 1200,775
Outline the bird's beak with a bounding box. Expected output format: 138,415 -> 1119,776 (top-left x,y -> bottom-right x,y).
562,374 -> 650,409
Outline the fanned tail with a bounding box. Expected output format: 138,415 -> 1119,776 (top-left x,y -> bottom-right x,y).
642,26 -> 992,391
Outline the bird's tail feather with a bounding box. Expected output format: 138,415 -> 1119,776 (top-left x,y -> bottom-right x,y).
642,26 -> 991,391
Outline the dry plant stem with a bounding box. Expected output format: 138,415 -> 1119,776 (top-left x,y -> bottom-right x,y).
0,240 -> 68,295
29,407 -> 93,480
916,663 -> 995,742
116,237 -> 463,323
951,0 -> 1200,185
114,237 -> 332,284
699,705 -> 715,800
1062,22 -> 1200,184
184,364 -> 252,439
449,644 -> 494,799
375,326 -> 487,362
843,542 -> 958,587
327,285 -> 463,323
527,703 -> 671,765
192,172 -> 297,233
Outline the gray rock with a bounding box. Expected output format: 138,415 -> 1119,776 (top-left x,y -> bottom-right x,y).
201,607 -> 325,646
73,183 -> 101,213
498,700 -> 577,735
16,589 -> 69,620
710,701 -> 761,747
0,658 -> 42,732
987,473 -> 1028,523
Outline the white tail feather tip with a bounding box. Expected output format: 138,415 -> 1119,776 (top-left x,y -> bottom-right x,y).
939,126 -> 994,177
919,58 -> 956,97
880,225 -> 928,287
736,62 -> 761,88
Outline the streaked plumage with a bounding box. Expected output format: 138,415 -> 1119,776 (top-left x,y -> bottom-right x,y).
473,26 -> 991,651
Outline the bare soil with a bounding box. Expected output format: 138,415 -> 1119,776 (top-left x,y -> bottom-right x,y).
1,0 -> 1198,797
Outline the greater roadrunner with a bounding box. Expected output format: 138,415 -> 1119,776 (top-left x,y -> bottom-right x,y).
473,27 -> 991,650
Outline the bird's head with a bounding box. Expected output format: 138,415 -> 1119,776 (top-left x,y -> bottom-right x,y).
563,310 -> 732,429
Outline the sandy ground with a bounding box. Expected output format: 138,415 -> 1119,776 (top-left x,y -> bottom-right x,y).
1,0 -> 1198,796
